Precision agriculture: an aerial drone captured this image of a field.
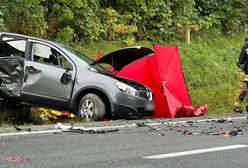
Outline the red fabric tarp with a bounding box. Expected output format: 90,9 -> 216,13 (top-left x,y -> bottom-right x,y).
116,44 -> 207,118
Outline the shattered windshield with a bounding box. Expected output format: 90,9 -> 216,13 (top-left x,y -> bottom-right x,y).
64,46 -> 110,74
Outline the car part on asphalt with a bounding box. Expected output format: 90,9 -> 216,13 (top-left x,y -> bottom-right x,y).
55,122 -> 119,134
4,156 -> 27,164
13,125 -> 31,132
65,128 -> 119,134
228,129 -> 243,136
135,122 -> 160,131
55,122 -> 74,131
211,118 -> 234,123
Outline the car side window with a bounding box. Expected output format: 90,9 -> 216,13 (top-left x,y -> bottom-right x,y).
59,56 -> 70,69
0,37 -> 26,58
32,43 -> 70,69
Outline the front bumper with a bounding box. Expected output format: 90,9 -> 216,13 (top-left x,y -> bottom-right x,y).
110,91 -> 154,119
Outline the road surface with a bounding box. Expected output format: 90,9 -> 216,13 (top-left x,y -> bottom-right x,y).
1,116 -> 248,168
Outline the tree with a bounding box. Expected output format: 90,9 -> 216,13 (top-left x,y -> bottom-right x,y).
195,0 -> 248,34
2,0 -> 47,37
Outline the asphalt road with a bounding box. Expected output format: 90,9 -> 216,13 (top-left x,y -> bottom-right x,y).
1,116 -> 248,168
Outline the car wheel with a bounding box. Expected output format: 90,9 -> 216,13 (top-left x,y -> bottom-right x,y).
78,93 -> 105,121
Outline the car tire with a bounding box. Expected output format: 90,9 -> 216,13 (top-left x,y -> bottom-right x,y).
78,93 -> 105,121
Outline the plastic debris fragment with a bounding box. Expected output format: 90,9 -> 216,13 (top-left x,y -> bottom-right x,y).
54,123 -> 119,134
5,156 -> 26,164
13,125 -> 31,132
55,122 -> 73,131
183,130 -> 192,135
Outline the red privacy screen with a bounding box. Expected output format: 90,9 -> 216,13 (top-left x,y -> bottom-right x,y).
117,44 -> 207,118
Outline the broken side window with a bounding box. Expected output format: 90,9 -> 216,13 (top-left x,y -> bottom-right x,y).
31,43 -> 70,69
59,55 -> 71,69
0,37 -> 26,58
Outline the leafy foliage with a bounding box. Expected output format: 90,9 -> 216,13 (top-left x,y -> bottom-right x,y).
103,0 -> 173,42
2,0 -> 47,37
43,0 -> 102,42
0,8 -> 5,31
195,0 -> 248,34
1,0 -> 248,42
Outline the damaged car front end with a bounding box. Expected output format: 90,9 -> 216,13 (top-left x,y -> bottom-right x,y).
109,76 -> 153,119
0,32 -> 154,121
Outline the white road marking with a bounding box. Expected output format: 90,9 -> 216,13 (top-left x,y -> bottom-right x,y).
143,145 -> 248,159
0,124 -> 138,137
0,116 -> 247,137
0,130 -> 60,136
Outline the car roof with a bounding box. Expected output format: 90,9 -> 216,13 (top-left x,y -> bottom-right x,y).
0,32 -> 60,48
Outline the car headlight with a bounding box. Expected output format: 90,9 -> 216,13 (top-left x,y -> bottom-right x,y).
146,90 -> 153,101
115,82 -> 137,96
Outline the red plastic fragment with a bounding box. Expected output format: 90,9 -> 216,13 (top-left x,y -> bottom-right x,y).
5,156 -> 27,164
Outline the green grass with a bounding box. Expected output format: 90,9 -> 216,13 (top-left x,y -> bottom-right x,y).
178,34 -> 244,114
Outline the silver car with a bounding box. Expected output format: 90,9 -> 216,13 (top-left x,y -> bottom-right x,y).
0,32 -> 153,121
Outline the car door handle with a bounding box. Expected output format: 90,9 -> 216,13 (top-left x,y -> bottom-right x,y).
27,66 -> 38,73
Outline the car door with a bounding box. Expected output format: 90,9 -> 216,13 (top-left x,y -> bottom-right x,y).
21,40 -> 75,107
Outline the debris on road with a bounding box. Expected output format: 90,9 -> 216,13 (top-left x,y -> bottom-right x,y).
211,118 -> 234,123
186,120 -> 195,124
183,130 -> 193,135
66,128 -> 119,134
13,125 -> 31,132
228,129 -> 243,136
4,156 -> 27,164
55,122 -> 73,131
133,117 -> 248,137
55,122 -> 119,134
135,122 -> 160,131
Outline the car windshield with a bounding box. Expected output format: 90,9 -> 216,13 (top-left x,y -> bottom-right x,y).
63,46 -> 110,74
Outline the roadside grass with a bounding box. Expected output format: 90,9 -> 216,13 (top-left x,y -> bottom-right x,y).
0,101 -> 33,125
0,33 -> 245,125
178,34 -> 243,114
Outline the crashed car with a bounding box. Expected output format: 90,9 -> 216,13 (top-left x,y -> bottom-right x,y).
0,32 -> 153,121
